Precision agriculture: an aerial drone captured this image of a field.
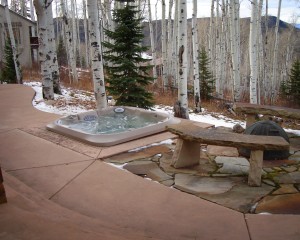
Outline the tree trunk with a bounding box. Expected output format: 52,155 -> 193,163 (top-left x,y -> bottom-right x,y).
176,0 -> 189,119
60,0 -> 78,83
161,0 -> 168,90
192,0 -> 200,112
147,0 -> 157,80
87,0 -> 107,110
215,0 -> 222,98
47,2 -> 62,94
229,0 -> 241,101
83,0 -> 90,67
34,0 -> 54,100
3,0 -> 22,84
271,0 -> 282,104
249,0 -> 258,104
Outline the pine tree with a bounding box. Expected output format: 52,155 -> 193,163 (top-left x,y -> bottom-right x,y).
198,47 -> 215,100
1,38 -> 18,83
102,2 -> 154,109
288,59 -> 300,106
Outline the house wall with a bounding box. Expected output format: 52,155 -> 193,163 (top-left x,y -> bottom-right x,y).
0,5 -> 36,68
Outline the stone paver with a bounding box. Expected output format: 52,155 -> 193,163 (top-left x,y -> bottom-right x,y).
174,174 -> 236,195
197,182 -> 274,213
147,167 -> 173,182
255,193 -> 300,214
272,184 -> 299,195
123,161 -> 157,175
215,156 -> 250,175
207,145 -> 239,157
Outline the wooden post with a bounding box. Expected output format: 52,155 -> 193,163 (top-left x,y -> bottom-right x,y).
0,167 -> 7,204
248,150 -> 263,186
172,139 -> 200,168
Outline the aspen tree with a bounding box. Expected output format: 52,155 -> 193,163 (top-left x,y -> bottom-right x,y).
176,0 -> 189,119
161,0 -> 168,90
192,0 -> 200,112
249,0 -> 259,104
147,0 -> 157,80
271,0 -> 282,104
3,0 -> 22,84
60,0 -> 78,83
229,0 -> 241,101
87,0 -> 107,109
83,0 -> 90,67
215,0 -> 222,98
34,0 -> 54,99
47,2 -> 62,94
209,0 -> 215,76
172,0 -> 179,87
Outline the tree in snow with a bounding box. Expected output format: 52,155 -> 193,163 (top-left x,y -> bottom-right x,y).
1,38 -> 18,83
283,59 -> 300,106
103,1 -> 154,109
199,47 -> 215,101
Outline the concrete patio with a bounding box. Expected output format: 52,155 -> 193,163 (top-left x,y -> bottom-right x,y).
0,84 -> 299,240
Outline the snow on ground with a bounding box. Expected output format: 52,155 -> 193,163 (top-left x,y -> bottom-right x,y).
23,81 -> 300,136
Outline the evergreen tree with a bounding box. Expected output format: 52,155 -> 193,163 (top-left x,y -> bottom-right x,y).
198,47 -> 215,100
288,59 -> 300,106
102,2 -> 154,109
1,38 -> 18,84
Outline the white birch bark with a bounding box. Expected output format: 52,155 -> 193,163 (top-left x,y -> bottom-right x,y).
249,0 -> 258,104
166,0 -> 173,76
215,0 -> 222,97
192,0 -> 200,112
147,0 -> 157,80
47,2 -> 62,94
34,0 -> 54,100
271,0 -> 282,104
60,0 -> 78,83
256,0 -> 264,104
177,0 -> 189,119
71,0 -> 78,67
209,0 -> 215,76
229,0 -> 241,101
83,0 -> 90,67
263,0 -> 270,103
3,0 -> 22,84
87,0 -> 107,109
161,0 -> 168,90
172,0 -> 179,87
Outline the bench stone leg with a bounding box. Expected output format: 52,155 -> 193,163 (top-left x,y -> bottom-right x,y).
172,139 -> 200,168
248,150 -> 263,187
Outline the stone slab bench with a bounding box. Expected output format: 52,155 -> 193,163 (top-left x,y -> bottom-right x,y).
166,122 -> 290,187
233,103 -> 300,127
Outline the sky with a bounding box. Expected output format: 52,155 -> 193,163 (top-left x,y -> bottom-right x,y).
4,0 -> 300,24
148,0 -> 300,24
